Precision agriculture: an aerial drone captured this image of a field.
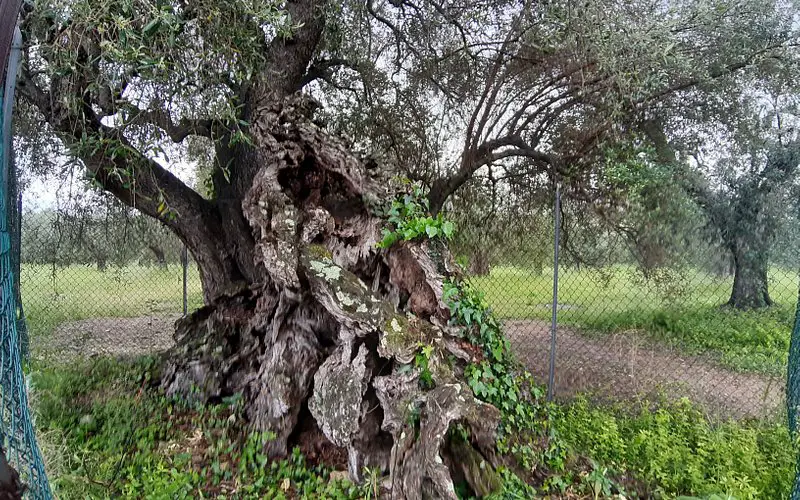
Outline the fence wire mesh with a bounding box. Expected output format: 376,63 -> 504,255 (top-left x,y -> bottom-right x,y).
451,187 -> 797,421
17,184 -> 799,424
21,199 -> 203,362
787,292 -> 800,499
2,75 -> 50,497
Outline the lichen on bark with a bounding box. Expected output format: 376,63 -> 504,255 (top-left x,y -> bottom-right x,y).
160,96 -> 503,498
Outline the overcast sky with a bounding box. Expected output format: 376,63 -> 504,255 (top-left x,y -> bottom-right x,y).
21,157 -> 197,213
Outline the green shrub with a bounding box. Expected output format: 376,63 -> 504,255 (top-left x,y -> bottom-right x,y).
552,397 -> 794,499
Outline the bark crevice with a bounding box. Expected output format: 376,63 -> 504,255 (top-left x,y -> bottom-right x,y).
161,97 -> 502,497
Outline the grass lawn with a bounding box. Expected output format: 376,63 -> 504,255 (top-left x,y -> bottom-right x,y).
469,265 -> 799,375
20,263 -> 205,338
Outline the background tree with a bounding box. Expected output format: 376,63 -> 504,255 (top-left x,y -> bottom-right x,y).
691,142 -> 800,309
644,82 -> 800,309
20,192 -> 183,269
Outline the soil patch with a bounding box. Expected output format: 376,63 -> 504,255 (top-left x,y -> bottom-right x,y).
37,315 -> 179,362
504,320 -> 784,420
38,315 -> 784,419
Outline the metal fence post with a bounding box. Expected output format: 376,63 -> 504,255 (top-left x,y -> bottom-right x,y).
181,245 -> 188,317
547,182 -> 561,402
3,27 -> 26,358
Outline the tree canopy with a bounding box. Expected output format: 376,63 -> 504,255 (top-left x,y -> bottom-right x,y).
14,0 -> 799,223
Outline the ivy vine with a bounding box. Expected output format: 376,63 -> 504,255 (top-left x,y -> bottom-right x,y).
377,181 -> 455,249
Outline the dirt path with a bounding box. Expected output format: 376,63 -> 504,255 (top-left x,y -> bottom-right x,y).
38,315 -> 784,419
504,320 -> 785,420
37,315 -> 179,361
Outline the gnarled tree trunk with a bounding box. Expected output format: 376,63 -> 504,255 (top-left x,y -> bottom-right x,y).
160,98 -> 502,499
728,239 -> 772,309
147,244 -> 167,270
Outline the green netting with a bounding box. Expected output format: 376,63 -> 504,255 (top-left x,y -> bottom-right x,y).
788,280 -> 800,498
1,70 -> 51,497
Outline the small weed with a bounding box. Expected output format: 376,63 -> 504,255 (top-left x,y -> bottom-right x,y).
551,397 -> 794,499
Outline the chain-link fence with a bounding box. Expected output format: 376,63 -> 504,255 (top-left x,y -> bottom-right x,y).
453,185 -> 798,421
18,184 -> 799,421
20,195 -> 203,362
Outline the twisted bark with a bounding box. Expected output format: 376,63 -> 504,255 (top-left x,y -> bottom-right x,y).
161,97 -> 502,498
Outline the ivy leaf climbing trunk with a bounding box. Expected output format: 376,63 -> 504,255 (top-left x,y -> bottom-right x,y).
160,98 -> 503,498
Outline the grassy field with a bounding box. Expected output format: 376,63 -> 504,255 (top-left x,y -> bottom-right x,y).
469,265 -> 799,375
20,263 -> 204,338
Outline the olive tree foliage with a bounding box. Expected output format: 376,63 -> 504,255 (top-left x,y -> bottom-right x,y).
447,174 -> 553,275
773,190 -> 800,269
314,0 -> 799,215
585,145 -> 706,269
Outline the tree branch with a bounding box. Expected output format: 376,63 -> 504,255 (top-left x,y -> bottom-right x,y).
640,43 -> 795,105
124,106 -> 214,143
255,0 -> 327,100
300,57 -> 356,87
428,133 -> 554,213
17,62 -> 220,249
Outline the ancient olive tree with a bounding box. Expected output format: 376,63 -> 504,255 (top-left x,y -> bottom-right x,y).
16,1 -> 508,495
11,0 -> 800,494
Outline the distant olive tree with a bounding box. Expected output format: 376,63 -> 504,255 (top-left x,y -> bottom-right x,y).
21,194 -> 184,269
689,142 -> 800,309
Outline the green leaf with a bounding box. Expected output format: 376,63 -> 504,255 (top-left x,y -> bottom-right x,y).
491,344 -> 504,362
442,221 -> 455,238
425,225 -> 439,238
143,18 -> 162,37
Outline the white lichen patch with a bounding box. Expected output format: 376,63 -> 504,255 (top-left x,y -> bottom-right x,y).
356,304 -> 368,314
391,318 -> 402,333
310,260 -> 342,281
309,345 -> 370,447
336,290 -> 356,307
